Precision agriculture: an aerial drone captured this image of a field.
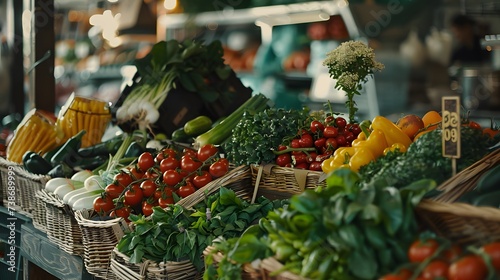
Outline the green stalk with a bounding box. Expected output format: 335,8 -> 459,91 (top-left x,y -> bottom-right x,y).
194,94 -> 270,147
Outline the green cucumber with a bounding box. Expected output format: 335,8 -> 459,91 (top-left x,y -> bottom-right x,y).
171,127 -> 191,143
475,164 -> 500,194
183,115 -> 213,136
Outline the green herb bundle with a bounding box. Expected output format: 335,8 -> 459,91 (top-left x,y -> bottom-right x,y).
223,107 -> 311,166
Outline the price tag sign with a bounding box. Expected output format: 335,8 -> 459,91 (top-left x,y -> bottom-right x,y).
442,96 -> 461,159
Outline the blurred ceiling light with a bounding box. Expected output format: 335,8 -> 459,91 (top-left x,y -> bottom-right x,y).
108,0 -> 119,3
164,0 -> 177,10
89,10 -> 122,47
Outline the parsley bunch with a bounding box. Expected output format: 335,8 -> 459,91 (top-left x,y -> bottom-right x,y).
223,107 -> 311,166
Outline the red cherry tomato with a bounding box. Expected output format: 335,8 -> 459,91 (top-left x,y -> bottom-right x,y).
141,201 -> 155,216
160,157 -> 180,173
124,184 -> 143,206
276,154 -> 292,167
335,117 -> 347,130
292,152 -> 308,164
105,182 -> 125,199
422,260 -> 449,279
137,152 -> 155,171
335,135 -> 347,147
93,195 -> 115,213
209,160 -> 229,178
143,167 -> 160,179
113,206 -> 132,222
192,171 -> 213,189
290,139 -> 301,148
140,179 -> 158,198
408,238 -> 439,263
309,161 -> 322,171
325,137 -> 338,149
197,144 -> 219,162
310,120 -> 325,134
114,171 -> 133,188
163,169 -> 183,186
177,182 -> 196,198
448,255 -> 487,280
129,166 -> 145,180
183,148 -> 197,158
180,155 -> 202,173
299,133 -> 314,148
314,137 -> 326,149
350,123 -> 362,136
323,126 -> 339,138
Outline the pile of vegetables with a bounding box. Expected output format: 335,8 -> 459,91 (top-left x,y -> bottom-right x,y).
204,168 -> 435,279
116,187 -> 287,271
358,126 -> 495,189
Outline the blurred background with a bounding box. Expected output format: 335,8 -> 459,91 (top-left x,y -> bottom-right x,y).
0,0 -> 499,124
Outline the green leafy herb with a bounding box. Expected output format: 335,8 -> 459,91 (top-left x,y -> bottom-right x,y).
223,107 -> 311,165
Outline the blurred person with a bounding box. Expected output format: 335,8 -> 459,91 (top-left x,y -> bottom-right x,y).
449,14 -> 490,66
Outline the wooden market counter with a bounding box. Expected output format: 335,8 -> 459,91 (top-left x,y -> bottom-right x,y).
0,206 -> 96,280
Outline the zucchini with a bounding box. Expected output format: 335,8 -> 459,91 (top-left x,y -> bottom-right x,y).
475,164 -> 500,194
171,127 -> 192,143
183,115 -> 213,136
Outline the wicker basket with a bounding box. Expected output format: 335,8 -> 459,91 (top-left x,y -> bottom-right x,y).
0,157 -> 50,217
416,148 -> 500,246
36,189 -> 84,255
32,193 -> 48,233
111,248 -> 202,280
250,164 -> 326,200
74,209 -> 130,279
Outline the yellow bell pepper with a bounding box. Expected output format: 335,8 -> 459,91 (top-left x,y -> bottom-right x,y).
349,147 -> 375,172
322,147 -> 354,173
383,142 -> 407,155
352,128 -> 388,158
371,116 -> 412,149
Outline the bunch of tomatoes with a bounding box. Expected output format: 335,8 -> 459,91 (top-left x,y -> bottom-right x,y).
274,115 -> 361,171
380,236 -> 500,280
93,144 -> 230,221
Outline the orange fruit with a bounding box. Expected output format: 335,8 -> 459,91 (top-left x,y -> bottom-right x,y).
421,110 -> 442,131
396,114 -> 425,141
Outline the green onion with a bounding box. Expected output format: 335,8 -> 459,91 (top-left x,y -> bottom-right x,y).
194,93 -> 270,148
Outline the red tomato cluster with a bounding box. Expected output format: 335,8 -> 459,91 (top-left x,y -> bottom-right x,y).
93,144 -> 230,220
274,116 -> 361,171
380,237 -> 500,280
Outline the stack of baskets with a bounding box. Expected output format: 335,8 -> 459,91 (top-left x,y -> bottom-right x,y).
0,157 -> 50,228
416,148 -> 500,245
36,189 -> 85,255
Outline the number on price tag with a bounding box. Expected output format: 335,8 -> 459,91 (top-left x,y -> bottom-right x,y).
442,96 -> 461,158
